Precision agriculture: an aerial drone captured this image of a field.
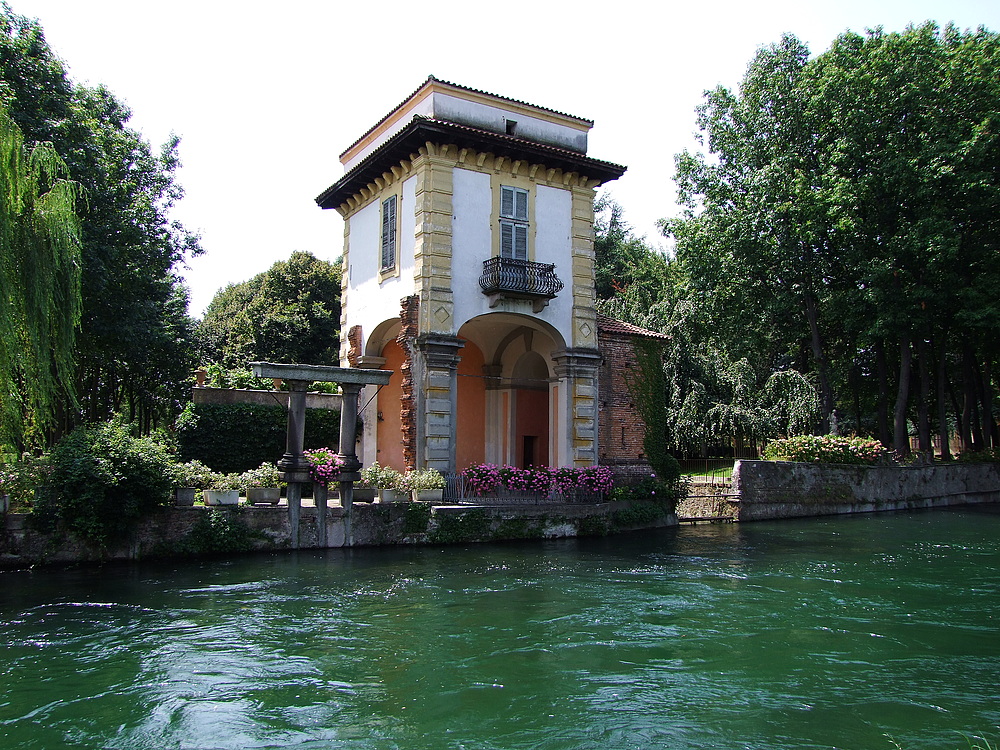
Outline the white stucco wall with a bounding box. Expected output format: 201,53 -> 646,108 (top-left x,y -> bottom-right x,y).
432,93 -> 588,153
450,168 -> 574,344
344,176 -> 416,356
451,167 -> 492,330
342,99 -> 435,172
534,183 -> 574,331
343,90 -> 589,170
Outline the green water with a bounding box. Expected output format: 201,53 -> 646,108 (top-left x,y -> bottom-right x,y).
1,508 -> 998,750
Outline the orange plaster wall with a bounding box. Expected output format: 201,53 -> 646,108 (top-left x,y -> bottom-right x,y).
515,389 -> 549,467
456,339 -> 486,471
376,340 -> 406,472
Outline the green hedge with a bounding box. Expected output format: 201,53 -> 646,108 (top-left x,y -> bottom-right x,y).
176,402 -> 342,473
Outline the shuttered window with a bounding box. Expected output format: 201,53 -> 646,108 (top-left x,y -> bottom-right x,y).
381,195 -> 397,270
500,186 -> 528,260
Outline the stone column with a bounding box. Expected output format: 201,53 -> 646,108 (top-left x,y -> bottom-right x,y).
483,364 -> 505,465
414,334 -> 464,473
337,382 -> 363,546
277,379 -> 311,549
553,348 -> 602,467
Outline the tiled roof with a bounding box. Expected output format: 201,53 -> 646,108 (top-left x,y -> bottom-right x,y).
317,116 -> 626,209
597,314 -> 669,340
339,76 -> 593,160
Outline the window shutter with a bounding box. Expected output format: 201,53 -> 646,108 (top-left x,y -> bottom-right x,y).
500,221 -> 514,258
381,195 -> 396,269
501,186 -> 515,218
514,224 -> 528,260
514,188 -> 528,221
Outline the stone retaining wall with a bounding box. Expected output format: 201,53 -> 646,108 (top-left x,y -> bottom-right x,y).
0,500 -> 677,569
732,460 -> 1000,521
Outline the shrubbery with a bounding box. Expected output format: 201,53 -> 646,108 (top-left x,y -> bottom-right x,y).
175,402 -> 341,473
31,420 -> 176,548
0,454 -> 52,511
763,435 -> 885,465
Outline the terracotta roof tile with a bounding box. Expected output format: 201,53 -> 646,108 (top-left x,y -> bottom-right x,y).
597,314 -> 669,340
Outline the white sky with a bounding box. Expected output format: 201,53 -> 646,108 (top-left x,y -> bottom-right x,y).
11,0 -> 1000,316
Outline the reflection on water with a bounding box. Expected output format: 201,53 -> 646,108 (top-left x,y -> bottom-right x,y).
1,507 -> 999,749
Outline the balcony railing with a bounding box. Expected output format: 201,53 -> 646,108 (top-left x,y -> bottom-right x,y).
479,257 -> 565,312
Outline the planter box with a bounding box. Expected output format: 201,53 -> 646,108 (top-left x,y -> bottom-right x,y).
175,488 -> 196,507
412,489 -> 443,503
247,487 -> 281,504
204,490 -> 239,506
379,489 -> 409,503
352,488 -> 377,502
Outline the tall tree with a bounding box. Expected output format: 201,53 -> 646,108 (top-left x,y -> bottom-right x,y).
664,23 -> 1000,455
197,251 -> 342,369
0,104 -> 81,448
1,5 -> 201,437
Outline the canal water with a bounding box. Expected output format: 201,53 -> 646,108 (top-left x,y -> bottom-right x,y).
2,507 -> 998,750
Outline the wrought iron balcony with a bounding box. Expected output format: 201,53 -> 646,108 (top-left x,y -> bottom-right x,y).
479,257 -> 565,312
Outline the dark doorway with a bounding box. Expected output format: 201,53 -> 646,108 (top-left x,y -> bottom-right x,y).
522,435 -> 537,468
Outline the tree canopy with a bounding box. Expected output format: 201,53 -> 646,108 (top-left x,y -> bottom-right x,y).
662,22 -> 1000,455
196,251 -> 342,369
0,103 -> 81,447
1,4 -> 201,443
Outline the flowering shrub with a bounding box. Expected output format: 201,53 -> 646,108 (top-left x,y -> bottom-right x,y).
237,462 -> 283,492
304,448 -> 345,487
359,462 -> 402,490
174,459 -> 216,489
553,465 -> 614,494
400,468 -> 446,492
462,464 -> 615,496
507,467 -> 552,493
462,463 -> 504,493
763,435 -> 885,465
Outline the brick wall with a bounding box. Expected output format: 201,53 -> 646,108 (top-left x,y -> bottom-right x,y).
397,296 -> 419,471
597,329 -> 652,477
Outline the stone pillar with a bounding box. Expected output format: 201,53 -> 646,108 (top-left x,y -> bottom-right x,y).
553,348 -> 602,467
414,334 -> 464,473
483,364 -> 505,465
277,379 -> 311,549
338,382 -> 363,546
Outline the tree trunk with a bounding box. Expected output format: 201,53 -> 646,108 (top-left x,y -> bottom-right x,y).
979,356 -> 995,450
917,338 -> 931,453
960,345 -> 974,451
876,340 -> 891,448
893,337 -> 912,455
935,336 -> 951,460
803,291 -> 835,434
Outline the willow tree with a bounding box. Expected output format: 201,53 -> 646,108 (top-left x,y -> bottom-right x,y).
0,105 -> 81,448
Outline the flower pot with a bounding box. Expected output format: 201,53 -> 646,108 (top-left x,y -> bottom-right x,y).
352,487 -> 377,502
247,487 -> 281,504
379,488 -> 409,503
204,490 -> 239,506
412,489 -> 443,503
175,487 -> 196,506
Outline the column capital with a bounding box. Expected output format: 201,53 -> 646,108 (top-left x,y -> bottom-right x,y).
415,334 -> 464,370
552,347 -> 602,378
